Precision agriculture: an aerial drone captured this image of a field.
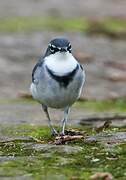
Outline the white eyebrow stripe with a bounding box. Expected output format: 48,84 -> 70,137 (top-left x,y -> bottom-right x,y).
51,44 -> 56,48
49,44 -> 56,48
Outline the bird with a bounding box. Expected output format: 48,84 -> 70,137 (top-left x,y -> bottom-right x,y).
30,38 -> 85,136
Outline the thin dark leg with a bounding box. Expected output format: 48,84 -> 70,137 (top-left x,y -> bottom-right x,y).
42,104 -> 58,136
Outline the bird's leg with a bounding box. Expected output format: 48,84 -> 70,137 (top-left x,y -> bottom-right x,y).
60,107 -> 70,136
42,104 -> 58,136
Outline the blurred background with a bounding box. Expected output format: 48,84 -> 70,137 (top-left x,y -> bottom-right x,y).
0,2 -> 126,179
0,0 -> 126,125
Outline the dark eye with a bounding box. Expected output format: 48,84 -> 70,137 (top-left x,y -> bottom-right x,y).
67,44 -> 72,52
50,45 -> 55,52
49,44 -> 60,53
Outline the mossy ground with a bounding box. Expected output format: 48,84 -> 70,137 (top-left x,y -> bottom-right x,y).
0,118 -> 126,179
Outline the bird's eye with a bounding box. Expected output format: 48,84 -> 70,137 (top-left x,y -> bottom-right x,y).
50,45 -> 55,52
49,44 -> 60,53
67,44 -> 72,52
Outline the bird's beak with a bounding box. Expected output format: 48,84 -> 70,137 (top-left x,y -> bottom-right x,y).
60,47 -> 67,52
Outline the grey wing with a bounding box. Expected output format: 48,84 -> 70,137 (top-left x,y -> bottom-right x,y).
79,63 -> 86,85
80,64 -> 84,71
32,57 -> 44,84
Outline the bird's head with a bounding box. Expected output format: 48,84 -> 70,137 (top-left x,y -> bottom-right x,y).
44,38 -> 77,75
47,38 -> 72,55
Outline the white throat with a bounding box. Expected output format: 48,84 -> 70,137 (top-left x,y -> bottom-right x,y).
45,52 -> 78,76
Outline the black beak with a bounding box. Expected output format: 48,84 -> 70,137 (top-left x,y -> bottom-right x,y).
60,47 -> 67,52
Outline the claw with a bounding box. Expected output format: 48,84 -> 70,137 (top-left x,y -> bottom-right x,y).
59,131 -> 65,136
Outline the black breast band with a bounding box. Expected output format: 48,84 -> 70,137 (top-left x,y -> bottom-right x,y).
46,64 -> 79,88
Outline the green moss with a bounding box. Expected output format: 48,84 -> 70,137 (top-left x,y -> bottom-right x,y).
103,18 -> 126,33
0,16 -> 125,36
0,17 -> 88,33
0,125 -> 126,179
75,99 -> 126,113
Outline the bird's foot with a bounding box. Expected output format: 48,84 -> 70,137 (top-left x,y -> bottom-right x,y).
59,131 -> 65,137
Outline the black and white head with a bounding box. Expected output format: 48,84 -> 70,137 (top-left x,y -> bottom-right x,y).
44,38 -> 78,76
45,38 -> 72,56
